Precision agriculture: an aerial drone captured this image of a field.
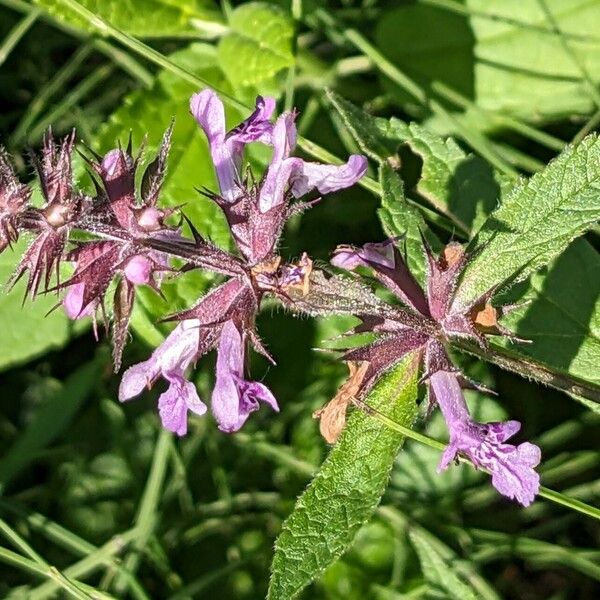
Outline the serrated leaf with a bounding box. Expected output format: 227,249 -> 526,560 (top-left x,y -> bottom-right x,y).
408,528 -> 479,600
35,0 -> 223,38
454,134 -> 600,309
89,43 -> 235,339
498,238 -> 600,389
0,240 -> 71,372
378,163 -> 437,285
268,353 -> 419,600
375,1 -> 600,126
327,91 -> 500,234
217,2 -> 294,88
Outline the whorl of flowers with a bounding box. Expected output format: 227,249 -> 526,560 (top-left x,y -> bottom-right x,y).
0,89 -> 540,506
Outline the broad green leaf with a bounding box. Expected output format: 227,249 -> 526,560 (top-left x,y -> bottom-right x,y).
91,43 -> 235,338
327,91 -> 499,234
408,528 -> 479,600
375,1 -> 600,125
0,241 -> 71,372
0,359 -> 100,493
268,354 -> 419,600
35,0 -> 223,38
454,134 -> 600,309
498,238 -> 600,388
217,2 -> 294,89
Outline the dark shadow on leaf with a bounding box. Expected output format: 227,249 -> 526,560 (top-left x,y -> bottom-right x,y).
504,239 -> 600,387
448,155 -> 500,234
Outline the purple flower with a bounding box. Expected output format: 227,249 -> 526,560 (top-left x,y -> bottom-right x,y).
429,370 -> 541,506
190,89 -> 276,203
119,319 -> 218,436
258,112 -> 367,212
212,320 -> 278,433
325,238 -> 542,505
117,89 -> 367,436
331,239 -> 428,316
331,239 -> 396,270
192,89 -> 367,264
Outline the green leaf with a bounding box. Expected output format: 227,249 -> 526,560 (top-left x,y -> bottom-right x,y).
454,134 -> 600,309
378,163 -> 436,285
472,238 -> 600,400
268,353 -> 419,600
408,528 -> 479,600
375,1 -> 600,125
217,2 -> 294,89
35,0 -> 223,38
0,359 -> 100,493
327,91 -> 500,234
90,43 -> 235,338
0,241 -> 71,372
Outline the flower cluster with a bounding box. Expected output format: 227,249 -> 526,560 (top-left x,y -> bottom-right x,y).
0,88 -> 541,506
326,238 -> 541,506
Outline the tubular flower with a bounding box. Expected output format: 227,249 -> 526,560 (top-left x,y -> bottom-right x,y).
430,369 -> 540,507
212,320 -> 278,433
119,319 -> 217,436
325,238 -> 541,506
191,89 -> 367,263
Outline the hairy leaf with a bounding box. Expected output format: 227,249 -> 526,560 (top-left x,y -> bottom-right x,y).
454,134 -> 600,309
378,163 -> 437,285
327,90 -> 501,233
0,240 -> 70,372
498,238 -> 600,389
268,353 -> 419,600
218,2 -> 294,88
35,0 -> 223,38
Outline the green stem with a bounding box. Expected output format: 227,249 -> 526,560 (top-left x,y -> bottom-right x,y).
352,397 -> 600,522
573,108 -> 600,145
0,7 -> 40,67
28,528 -> 143,600
0,547 -> 98,599
0,516 -> 46,565
0,501 -> 149,600
431,80 -> 565,152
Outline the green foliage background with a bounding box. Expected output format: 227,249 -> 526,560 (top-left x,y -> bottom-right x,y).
0,0 -> 599,598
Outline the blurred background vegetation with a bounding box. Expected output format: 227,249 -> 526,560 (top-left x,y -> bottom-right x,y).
0,0 -> 599,598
